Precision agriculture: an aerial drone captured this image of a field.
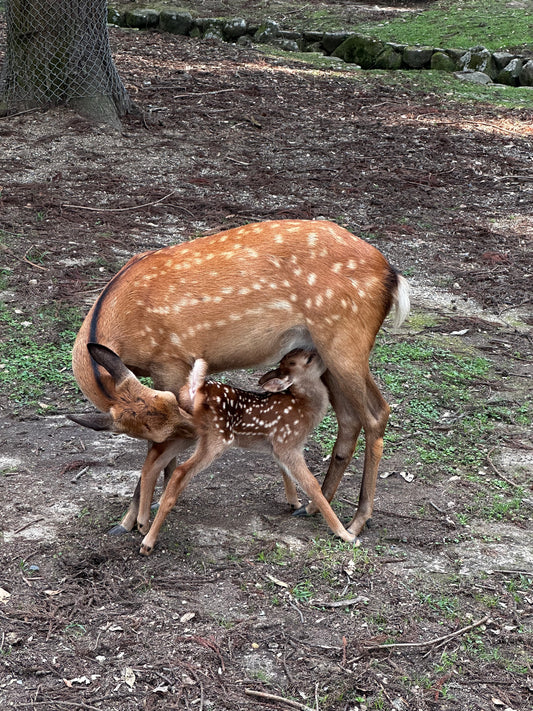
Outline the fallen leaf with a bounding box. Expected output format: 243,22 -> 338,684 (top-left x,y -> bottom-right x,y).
123,667 -> 136,689
0,587 -> 11,603
180,612 -> 196,623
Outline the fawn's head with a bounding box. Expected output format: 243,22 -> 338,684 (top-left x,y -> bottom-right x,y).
259,349 -> 325,393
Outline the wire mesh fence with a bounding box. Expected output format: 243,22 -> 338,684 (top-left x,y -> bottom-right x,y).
0,0 -> 129,115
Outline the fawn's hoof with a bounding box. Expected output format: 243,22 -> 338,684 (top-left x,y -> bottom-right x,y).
292,505 -> 309,518
108,524 -> 129,536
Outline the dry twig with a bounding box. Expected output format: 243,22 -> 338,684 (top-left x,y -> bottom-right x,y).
245,688 -> 316,711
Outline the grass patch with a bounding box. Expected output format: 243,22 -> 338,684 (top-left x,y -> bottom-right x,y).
0,301 -> 83,413
358,0 -> 533,53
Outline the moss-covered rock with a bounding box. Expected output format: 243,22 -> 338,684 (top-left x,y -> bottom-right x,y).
519,59 -> 533,86
431,51 -> 458,72
124,9 -> 160,29
462,46 -> 498,80
254,20 -> 280,44
159,9 -> 193,35
402,46 -> 434,69
496,58 -> 523,86
374,46 -> 402,70
333,34 -> 385,69
223,18 -> 248,41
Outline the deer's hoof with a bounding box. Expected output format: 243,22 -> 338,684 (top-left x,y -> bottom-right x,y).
108,524 -> 129,536
292,505 -> 309,518
139,541 -> 153,556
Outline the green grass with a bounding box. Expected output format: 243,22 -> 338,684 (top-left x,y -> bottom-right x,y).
358,0 -> 533,53
0,301 -> 82,412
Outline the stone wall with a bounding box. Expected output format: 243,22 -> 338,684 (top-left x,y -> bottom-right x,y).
108,6 -> 533,88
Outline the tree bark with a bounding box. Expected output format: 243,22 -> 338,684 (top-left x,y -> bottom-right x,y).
0,0 -> 131,127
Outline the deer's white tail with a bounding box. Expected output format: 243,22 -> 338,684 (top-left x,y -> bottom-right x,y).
391,274 -> 410,332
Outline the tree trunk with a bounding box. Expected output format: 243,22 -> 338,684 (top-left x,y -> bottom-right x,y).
0,0 -> 131,128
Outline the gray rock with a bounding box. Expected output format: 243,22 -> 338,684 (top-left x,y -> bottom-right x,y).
279,30 -> 302,41
431,51 -> 457,72
446,48 -> 466,65
375,46 -> 403,70
403,46 -> 434,69
124,9 -> 160,29
454,70 -> 493,85
224,18 -> 247,40
254,19 -> 280,44
272,38 -> 300,53
333,34 -> 386,68
462,46 -> 498,79
303,31 -> 324,44
496,58 -> 523,86
237,35 -> 253,48
519,59 -> 533,86
493,51 -> 517,70
322,32 -> 351,55
107,8 -> 122,25
159,9 -> 193,36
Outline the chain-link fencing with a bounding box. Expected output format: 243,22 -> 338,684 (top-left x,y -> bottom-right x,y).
0,0 -> 129,116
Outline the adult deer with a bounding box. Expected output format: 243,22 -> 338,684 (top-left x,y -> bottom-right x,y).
87,344 -> 356,553
71,220 -> 409,540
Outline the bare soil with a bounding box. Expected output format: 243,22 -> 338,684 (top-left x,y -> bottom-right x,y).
0,4 -> 532,711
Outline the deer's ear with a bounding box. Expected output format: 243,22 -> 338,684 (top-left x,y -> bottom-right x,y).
67,412 -> 113,431
260,375 -> 293,393
87,343 -> 133,386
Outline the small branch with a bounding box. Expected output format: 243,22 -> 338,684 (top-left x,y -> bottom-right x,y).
70,465 -> 89,484
173,88 -> 236,99
13,517 -> 45,535
486,449 -> 521,489
62,189 -> 178,213
244,688 -> 315,711
363,615 -> 489,652
310,596 -> 367,609
1,243 -> 48,271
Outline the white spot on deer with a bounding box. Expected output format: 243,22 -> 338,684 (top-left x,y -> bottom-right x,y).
341,299 -> 348,309
269,300 -> 292,311
219,235 -> 228,242
351,303 -> 359,313
170,333 -> 182,345
246,249 -> 259,258
305,298 -> 312,310
332,263 -> 342,273
213,296 -> 223,303
253,283 -> 262,291
294,267 -> 302,277
325,288 -> 334,299
221,286 -> 234,295
238,287 -> 251,296
358,289 -> 366,299
307,233 -> 318,247
347,259 -> 358,270
308,273 -> 317,286
216,319 -> 227,327
289,294 -> 298,303
315,294 -> 324,307
274,234 -> 284,244
229,313 -> 242,322
287,225 -> 300,233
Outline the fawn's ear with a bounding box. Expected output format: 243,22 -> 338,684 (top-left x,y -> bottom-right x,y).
260,372 -> 293,393
87,342 -> 133,386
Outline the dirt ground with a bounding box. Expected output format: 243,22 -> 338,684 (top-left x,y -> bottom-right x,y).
0,3 -> 532,710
